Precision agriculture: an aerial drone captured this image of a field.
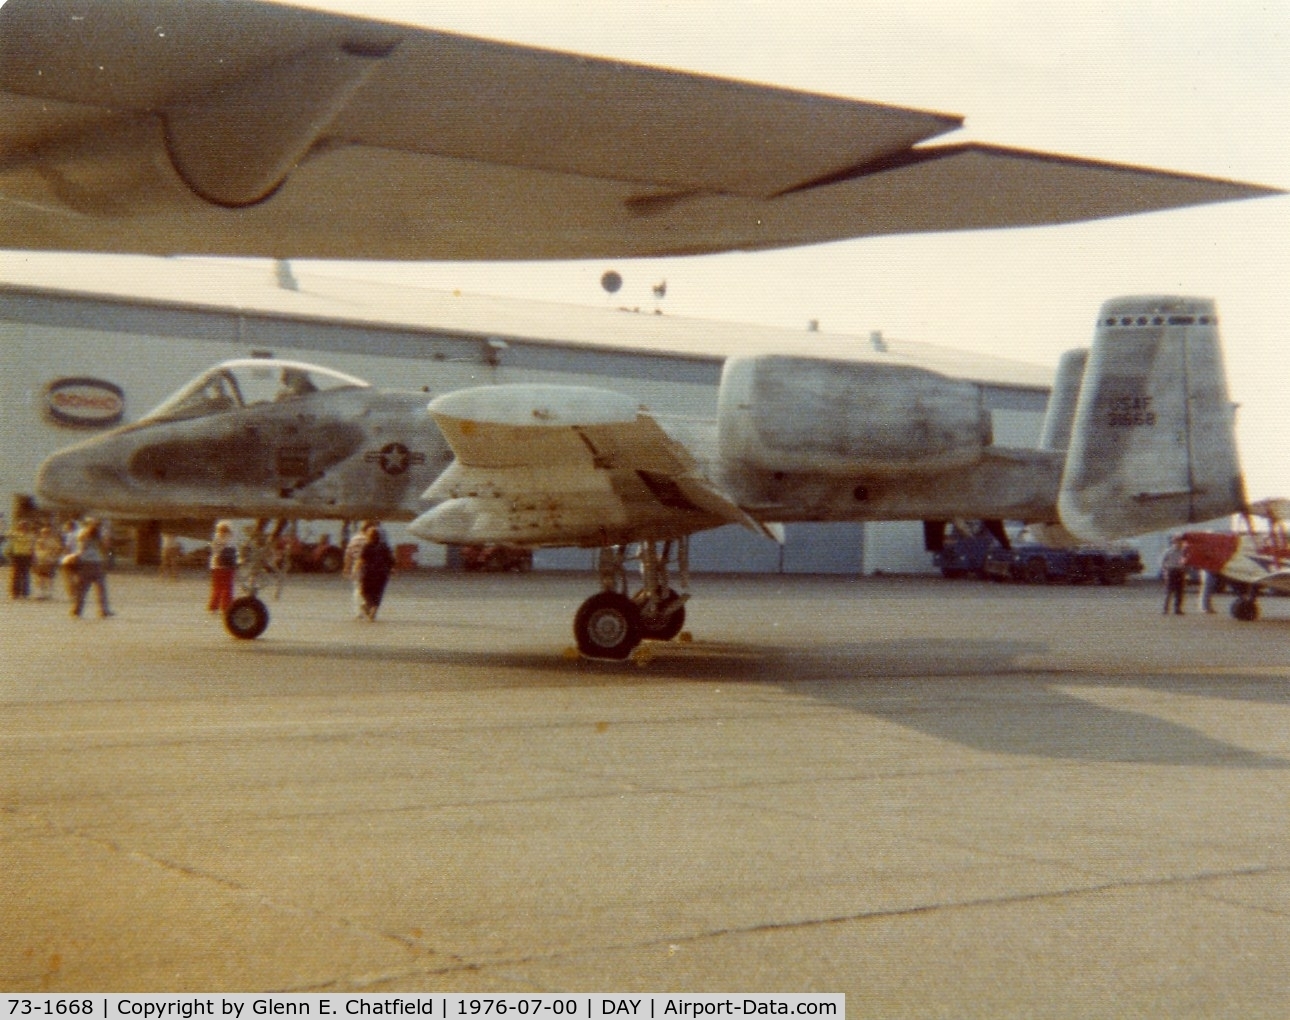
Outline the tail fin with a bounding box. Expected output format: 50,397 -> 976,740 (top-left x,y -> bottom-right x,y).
1039,348 -> 1088,453
1057,296 -> 1246,542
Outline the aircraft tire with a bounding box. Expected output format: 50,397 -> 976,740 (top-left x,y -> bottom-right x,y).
1231,596 -> 1260,622
225,596 -> 270,640
574,591 -> 641,660
638,590 -> 686,642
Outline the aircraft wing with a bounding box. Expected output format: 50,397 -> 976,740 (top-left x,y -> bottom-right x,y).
411,385 -> 772,547
1,0 -> 1280,260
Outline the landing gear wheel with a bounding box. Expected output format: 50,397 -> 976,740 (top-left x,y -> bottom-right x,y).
1231,596 -> 1260,622
225,596 -> 270,640
637,589 -> 687,641
574,591 -> 641,660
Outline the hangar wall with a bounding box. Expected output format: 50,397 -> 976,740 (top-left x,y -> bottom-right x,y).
0,262 -> 1050,575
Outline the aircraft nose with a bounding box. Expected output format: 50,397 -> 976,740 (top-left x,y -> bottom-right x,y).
35,448 -> 88,508
35,441 -> 124,510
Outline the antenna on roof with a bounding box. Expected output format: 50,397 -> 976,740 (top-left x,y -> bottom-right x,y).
274,259 -> 299,292
651,279 -> 667,315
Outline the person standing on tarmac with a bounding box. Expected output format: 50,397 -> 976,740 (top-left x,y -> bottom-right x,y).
1197,568 -> 1220,614
358,524 -> 395,621
343,522 -> 371,620
6,518 -> 34,599
70,517 -> 112,618
208,521 -> 238,614
1159,535 -> 1188,616
32,525 -> 63,600
160,533 -> 182,580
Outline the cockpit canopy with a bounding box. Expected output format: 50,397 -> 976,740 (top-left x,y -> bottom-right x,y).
145,359 -> 370,423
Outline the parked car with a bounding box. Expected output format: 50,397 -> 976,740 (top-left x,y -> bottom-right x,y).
461,544 -> 533,573
984,543 -> 1143,585
278,532 -> 344,573
932,525 -> 1003,579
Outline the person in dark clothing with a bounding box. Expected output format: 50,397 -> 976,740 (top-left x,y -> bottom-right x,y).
358,525 -> 395,621
1160,535 -> 1188,616
7,518 -> 34,599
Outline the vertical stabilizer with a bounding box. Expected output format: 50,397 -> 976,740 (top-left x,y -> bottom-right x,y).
1039,348 -> 1088,452
1058,297 -> 1245,541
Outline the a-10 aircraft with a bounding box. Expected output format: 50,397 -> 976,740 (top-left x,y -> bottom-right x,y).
37,296 -> 1246,658
1183,499 -> 1290,622
6,0 -> 1270,655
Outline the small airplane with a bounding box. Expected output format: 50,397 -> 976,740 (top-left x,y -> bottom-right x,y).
37,296 -> 1246,656
1183,499 -> 1290,621
0,0 -> 1280,261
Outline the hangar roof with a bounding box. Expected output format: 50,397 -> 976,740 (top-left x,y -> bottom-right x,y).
0,252 -> 1051,391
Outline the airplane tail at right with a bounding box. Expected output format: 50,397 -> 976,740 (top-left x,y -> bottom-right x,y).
1057,296 -> 1246,542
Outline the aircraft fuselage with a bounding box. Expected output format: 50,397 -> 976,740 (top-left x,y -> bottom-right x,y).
37,375 -> 449,524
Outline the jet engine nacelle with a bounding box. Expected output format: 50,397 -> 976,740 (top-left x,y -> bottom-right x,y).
716,354 -> 992,476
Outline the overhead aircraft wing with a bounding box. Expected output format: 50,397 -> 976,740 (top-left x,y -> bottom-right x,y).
0,0 -> 1280,260
412,385 -> 773,547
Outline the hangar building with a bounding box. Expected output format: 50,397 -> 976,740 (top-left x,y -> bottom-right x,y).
0,253 -> 1052,574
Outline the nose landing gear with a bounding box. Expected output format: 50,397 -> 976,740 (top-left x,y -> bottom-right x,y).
222,519 -> 287,640
225,594 -> 270,639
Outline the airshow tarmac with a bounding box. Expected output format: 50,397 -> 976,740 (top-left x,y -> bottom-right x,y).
1,568 -> 1287,1015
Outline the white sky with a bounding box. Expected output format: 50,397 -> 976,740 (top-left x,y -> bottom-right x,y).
285,1 -> 1289,500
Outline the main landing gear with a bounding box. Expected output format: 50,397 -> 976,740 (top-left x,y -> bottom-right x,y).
573,539 -> 690,660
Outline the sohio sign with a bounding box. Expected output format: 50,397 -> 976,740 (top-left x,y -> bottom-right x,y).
43,377 -> 126,428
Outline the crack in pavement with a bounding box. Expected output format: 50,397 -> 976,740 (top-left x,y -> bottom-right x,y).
329,862 -> 1287,991
3,806 -> 459,970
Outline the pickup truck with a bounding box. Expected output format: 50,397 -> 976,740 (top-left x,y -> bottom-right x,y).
984,543 -> 1143,585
